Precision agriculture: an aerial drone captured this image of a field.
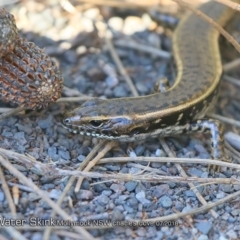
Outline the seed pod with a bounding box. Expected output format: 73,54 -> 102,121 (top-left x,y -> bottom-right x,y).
0,8 -> 18,57
0,8 -> 63,109
0,37 -> 63,109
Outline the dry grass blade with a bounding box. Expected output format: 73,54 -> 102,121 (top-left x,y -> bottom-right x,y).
99,156 -> 240,169
223,58 -> 240,71
225,141 -> 240,161
224,75 -> 240,87
57,96 -> 93,102
208,113 -> 240,128
56,169 -> 240,185
105,35 -> 139,97
0,107 -> 25,121
0,165 -> 16,218
114,39 -> 171,58
74,141 -> 118,192
0,180 -> 33,193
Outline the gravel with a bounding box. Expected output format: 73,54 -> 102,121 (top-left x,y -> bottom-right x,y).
0,1 -> 239,240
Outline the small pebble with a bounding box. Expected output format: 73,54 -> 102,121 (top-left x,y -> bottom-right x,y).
226,229 -> 238,239
195,222 -> 212,234
38,115 -> 53,129
76,190 -> 93,200
58,150 -> 70,160
110,183 -> 126,193
152,184 -> 169,198
49,189 -> 62,200
125,181 -> 138,192
0,192 -> 5,202
184,190 -> 196,197
111,210 -> 124,221
158,195 -> 172,208
197,234 -> 209,240
136,191 -> 151,205
97,195 -> 109,206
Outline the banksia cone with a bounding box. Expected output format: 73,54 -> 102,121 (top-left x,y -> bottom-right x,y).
0,8 -> 63,110
0,8 -> 18,57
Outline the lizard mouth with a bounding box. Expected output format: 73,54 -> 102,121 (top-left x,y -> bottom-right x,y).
61,122 -> 116,139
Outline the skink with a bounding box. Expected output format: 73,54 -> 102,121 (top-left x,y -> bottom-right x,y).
62,1 -> 239,169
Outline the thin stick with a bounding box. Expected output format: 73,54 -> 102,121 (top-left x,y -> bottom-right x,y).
0,165 -> 16,218
98,156 -> 240,169
74,141 -> 118,192
223,58 -> 240,72
224,75 -> 240,87
114,39 -> 171,59
105,34 -> 139,97
0,107 -> 25,121
207,113 -> 240,128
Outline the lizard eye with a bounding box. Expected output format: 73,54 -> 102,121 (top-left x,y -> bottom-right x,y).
63,118 -> 71,124
90,120 -> 103,128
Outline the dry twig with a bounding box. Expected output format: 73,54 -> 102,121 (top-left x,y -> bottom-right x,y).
0,165 -> 16,218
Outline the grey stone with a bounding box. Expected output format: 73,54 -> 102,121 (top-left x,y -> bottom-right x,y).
102,190 -> 112,196
153,184 -> 170,198
226,230 -> 238,239
134,145 -> 145,156
31,232 -> 43,240
76,190 -> 93,200
104,164 -> 120,171
28,192 -> 41,202
220,184 -> 233,193
197,234 -> 209,240
49,189 -> 62,200
125,181 -> 138,192
110,183 -> 125,193
184,190 -> 196,197
158,195 -> 172,208
188,168 -> 203,177
2,131 -> 13,137
135,183 -> 146,193
111,210 -> 124,221
105,75 -> 119,88
136,191 -> 151,205
126,197 -> 138,209
113,85 -> 129,97
195,221 -> 212,234
13,132 -> 27,145
38,115 -> 53,129
48,147 -> 57,157
58,150 -> 70,160
0,191 -> 4,202
97,195 -> 109,205
115,195 -> 128,205
77,155 -> 85,162
231,209 -> 240,216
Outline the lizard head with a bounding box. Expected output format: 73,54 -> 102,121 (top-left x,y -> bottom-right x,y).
62,98 -> 138,140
